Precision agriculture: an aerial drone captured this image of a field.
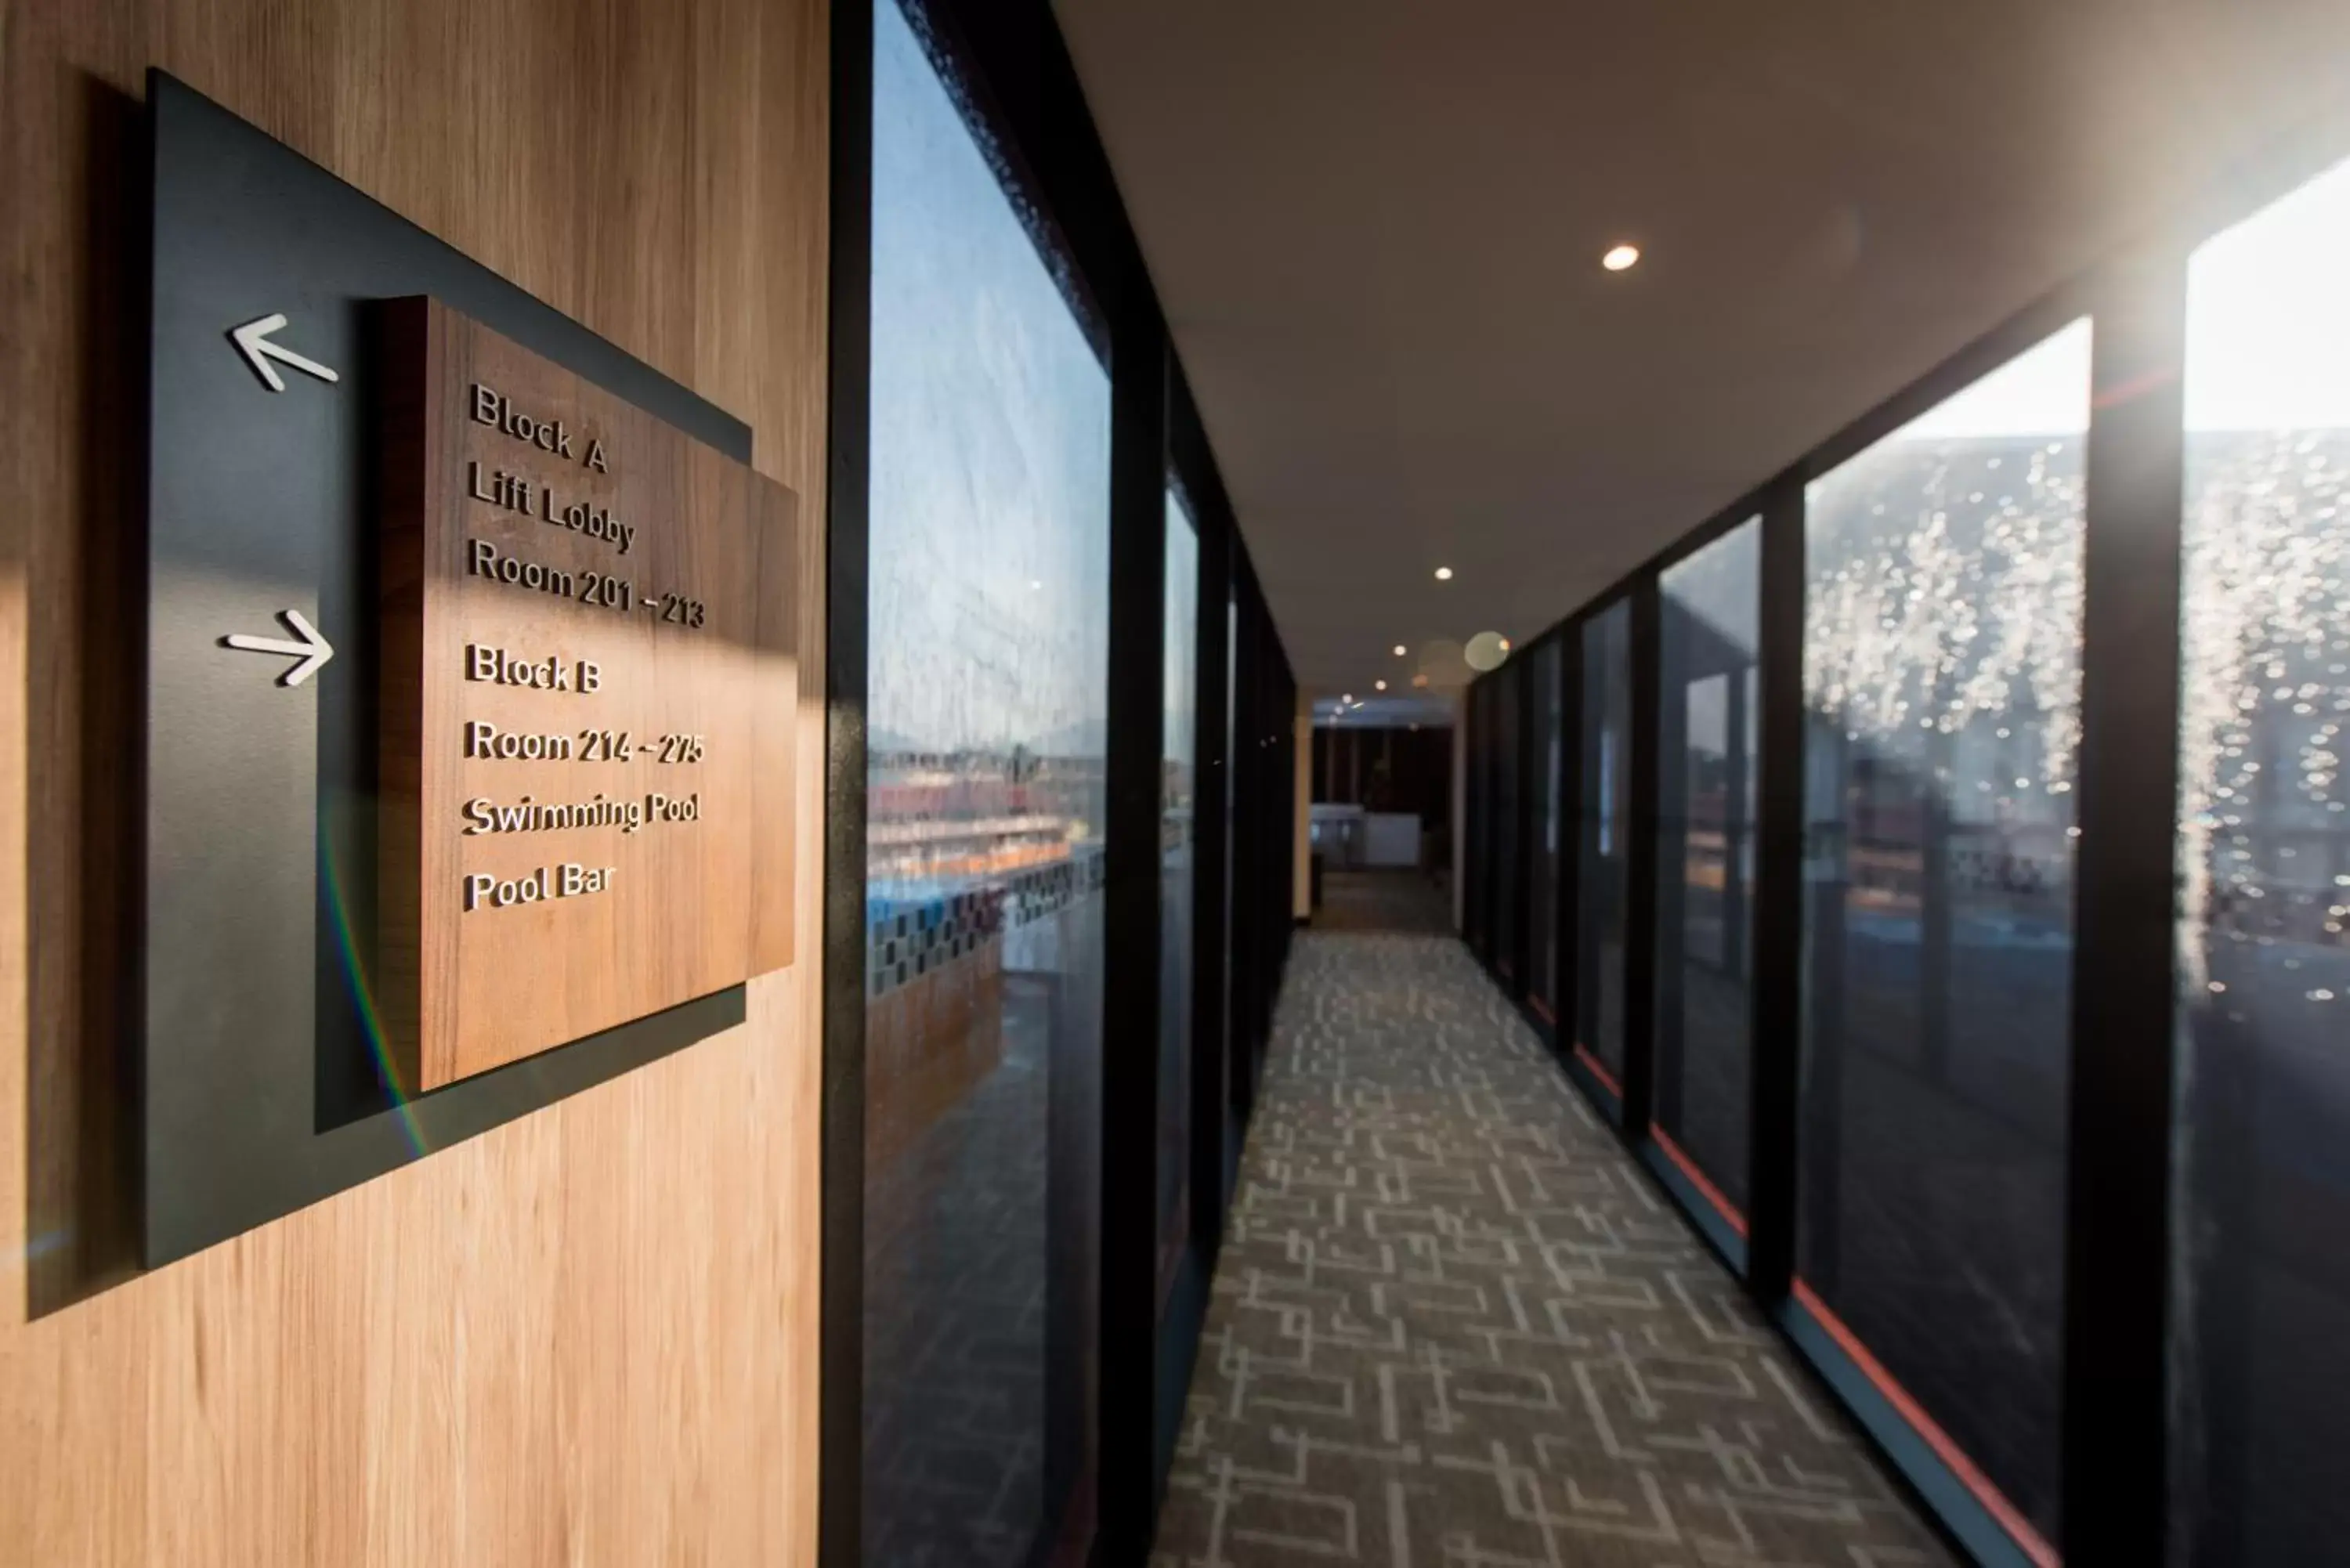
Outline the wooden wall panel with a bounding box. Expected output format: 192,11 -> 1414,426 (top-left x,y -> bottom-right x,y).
0,0 -> 829,1561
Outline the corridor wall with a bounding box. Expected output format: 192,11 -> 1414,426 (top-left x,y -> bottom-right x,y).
2,2 -> 830,1563
1462,121 -> 2350,1568
1293,699 -> 1314,919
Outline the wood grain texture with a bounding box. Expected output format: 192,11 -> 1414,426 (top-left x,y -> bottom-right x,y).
0,0 -> 828,1561
382,297 -> 799,1087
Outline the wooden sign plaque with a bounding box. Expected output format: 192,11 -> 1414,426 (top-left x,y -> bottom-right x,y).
379,297 -> 797,1089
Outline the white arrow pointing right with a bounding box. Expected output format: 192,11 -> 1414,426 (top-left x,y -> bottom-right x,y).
230,313 -> 341,393
223,609 -> 336,687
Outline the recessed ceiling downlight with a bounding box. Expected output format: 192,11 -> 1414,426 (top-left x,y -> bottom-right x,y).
1602,243 -> 1641,272
1464,630 -> 1510,672
1434,566 -> 1454,581
1393,644 -> 1408,657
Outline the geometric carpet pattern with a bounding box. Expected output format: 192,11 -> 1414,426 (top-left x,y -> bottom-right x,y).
1152,934 -> 1955,1567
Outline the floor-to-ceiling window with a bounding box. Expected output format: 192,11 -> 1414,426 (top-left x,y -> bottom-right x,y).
1575,601 -> 1634,1094
1159,482 -> 1199,1310
2171,150 -> 2350,1565
862,0 -> 1112,1557
1798,320 -> 2089,1555
1492,659 -> 1523,981
1528,638 -> 1564,1027
1465,683 -> 1491,956
1654,518 -> 1760,1230
1231,583 -> 1250,1161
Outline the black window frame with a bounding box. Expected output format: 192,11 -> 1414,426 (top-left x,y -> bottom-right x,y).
1456,120 -> 2350,1567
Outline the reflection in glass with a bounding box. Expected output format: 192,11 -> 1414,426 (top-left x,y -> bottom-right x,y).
1655,518 -> 1759,1223
1159,482 -> 1198,1308
1466,683 -> 1490,956
1222,586 -> 1238,1145
2173,153 -> 2350,1564
862,1 -> 1110,1559
1797,319 -> 2088,1552
1575,602 -> 1634,1089
1528,639 -> 1564,1024
1493,661 -> 1522,979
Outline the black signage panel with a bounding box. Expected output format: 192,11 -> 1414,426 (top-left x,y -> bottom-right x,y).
143,72 -> 757,1265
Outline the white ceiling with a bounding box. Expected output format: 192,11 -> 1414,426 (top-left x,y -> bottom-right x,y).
1052,0 -> 2350,694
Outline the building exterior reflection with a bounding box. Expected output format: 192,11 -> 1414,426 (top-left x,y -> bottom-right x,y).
1799,319 -> 2092,1552
2172,150 -> 2350,1562
860,0 -> 1112,1559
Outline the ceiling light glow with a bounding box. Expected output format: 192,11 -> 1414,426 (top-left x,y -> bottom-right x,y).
1375,679 -> 1387,692
1434,566 -> 1454,581
1393,644 -> 1408,657
1603,244 -> 1641,272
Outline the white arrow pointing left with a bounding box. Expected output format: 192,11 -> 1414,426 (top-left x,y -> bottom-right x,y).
230,313 -> 340,393
222,609 -> 335,687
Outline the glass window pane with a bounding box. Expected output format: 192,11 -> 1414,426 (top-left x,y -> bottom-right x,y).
1494,663 -> 1522,979
2173,152 -> 2350,1564
1798,318 -> 2088,1552
1528,639 -> 1564,1021
1576,601 -> 1635,1089
1159,482 -> 1199,1309
1655,518 -> 1761,1223
1466,684 -> 1490,954
1231,576 -> 1250,1128
862,1 -> 1111,1559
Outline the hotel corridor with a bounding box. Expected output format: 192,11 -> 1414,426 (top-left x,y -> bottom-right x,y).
1153,934 -> 1950,1567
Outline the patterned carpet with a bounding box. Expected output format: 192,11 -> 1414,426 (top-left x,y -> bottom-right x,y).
1152,934 -> 1954,1568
